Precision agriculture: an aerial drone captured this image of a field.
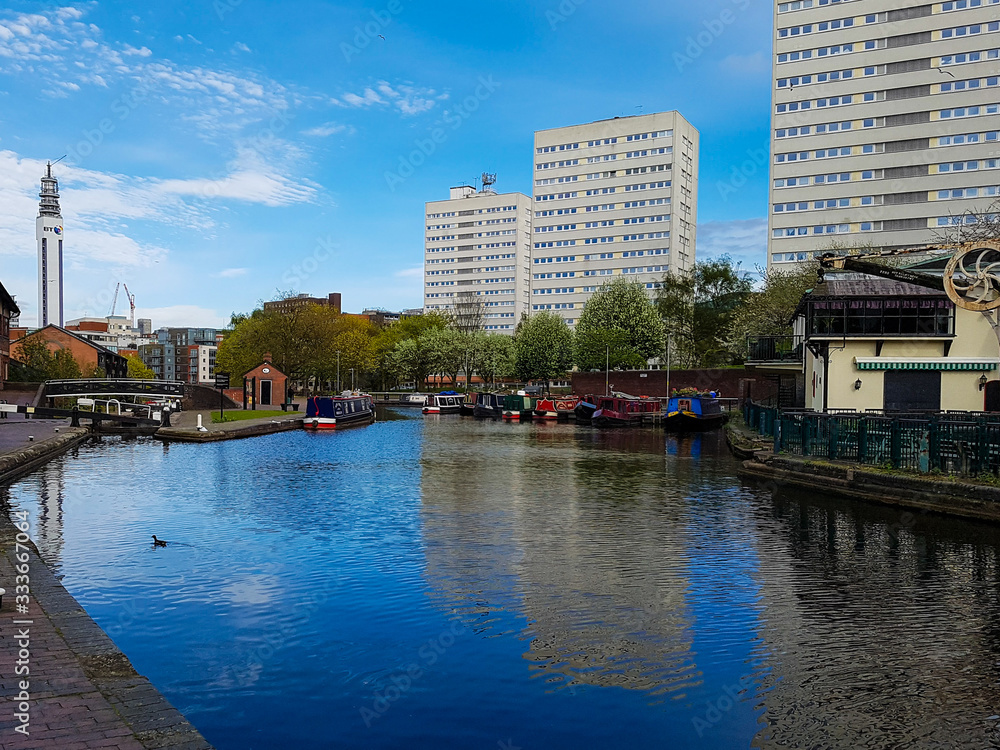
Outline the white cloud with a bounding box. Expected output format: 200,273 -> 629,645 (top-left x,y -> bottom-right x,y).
696,218 -> 768,269
333,81 -> 448,116
303,121 -> 354,137
232,42 -> 251,54
216,267 -> 249,278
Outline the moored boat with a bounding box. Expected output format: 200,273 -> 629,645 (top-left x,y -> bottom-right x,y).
574,395 -> 599,424
460,392 -> 478,416
304,393 -> 376,430
473,393 -> 504,419
533,395 -> 581,421
423,392 -> 463,415
663,394 -> 729,432
591,396 -> 661,428
502,393 -> 535,421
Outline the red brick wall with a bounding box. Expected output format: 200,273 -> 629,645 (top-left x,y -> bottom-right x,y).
571,368 -> 774,399
11,327 -> 102,373
242,362 -> 287,407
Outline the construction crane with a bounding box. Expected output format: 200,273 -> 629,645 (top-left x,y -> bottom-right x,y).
123,284 -> 136,328
108,282 -> 120,317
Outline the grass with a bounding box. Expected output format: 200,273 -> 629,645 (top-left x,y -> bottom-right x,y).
211,409 -> 291,424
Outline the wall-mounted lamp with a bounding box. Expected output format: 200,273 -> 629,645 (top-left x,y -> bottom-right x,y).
854,378 -> 862,391
980,374 -> 989,391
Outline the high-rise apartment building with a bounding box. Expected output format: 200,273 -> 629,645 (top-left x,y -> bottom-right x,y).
530,112 -> 699,326
769,0 -> 1000,267
423,184 -> 533,333
36,162 -> 64,327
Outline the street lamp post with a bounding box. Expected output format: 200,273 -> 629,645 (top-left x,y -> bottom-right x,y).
336,351 -> 341,393
665,335 -> 672,398
349,368 -> 355,392
605,345 -> 610,396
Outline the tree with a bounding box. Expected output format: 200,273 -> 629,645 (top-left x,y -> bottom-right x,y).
513,312 -> 574,388
574,278 -> 665,371
392,338 -> 436,390
657,256 -> 753,368
11,338 -> 53,381
475,333 -> 515,389
49,349 -> 82,380
931,198 -> 1000,244
423,327 -> 466,387
727,263 -> 819,359
127,354 -> 155,380
452,291 -> 486,334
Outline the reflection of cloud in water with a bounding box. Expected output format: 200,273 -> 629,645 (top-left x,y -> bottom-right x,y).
224,574 -> 280,605
418,419 -> 701,696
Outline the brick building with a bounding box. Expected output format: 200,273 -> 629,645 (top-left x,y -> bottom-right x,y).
11,325 -> 128,378
263,293 -> 342,315
242,354 -> 287,408
0,281 -> 20,387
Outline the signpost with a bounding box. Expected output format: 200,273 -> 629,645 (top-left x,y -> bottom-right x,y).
215,372 -> 231,421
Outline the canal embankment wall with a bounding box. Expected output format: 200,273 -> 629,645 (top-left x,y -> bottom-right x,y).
0,427 -> 215,749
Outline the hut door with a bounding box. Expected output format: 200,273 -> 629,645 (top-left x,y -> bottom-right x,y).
260,380 -> 272,406
986,380 -> 1000,412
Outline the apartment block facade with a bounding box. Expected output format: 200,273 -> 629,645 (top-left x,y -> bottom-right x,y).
770,0 -> 1000,266
423,187 -> 533,333
530,112 -> 699,326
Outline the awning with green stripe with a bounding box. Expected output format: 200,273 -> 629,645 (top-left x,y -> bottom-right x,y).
854,358 -> 997,371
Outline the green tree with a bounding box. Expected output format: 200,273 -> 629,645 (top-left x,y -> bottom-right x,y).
657,256 -> 753,368
392,337 -> 436,390
126,354 -> 155,379
49,349 -> 82,380
475,333 -> 515,389
11,338 -> 53,381
575,278 -> 665,370
727,263 -> 819,358
513,312 -> 574,388
422,327 -> 466,387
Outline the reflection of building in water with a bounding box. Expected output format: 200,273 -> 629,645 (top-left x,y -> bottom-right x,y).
749,489 -> 1000,748
34,463 -> 65,565
419,420 -> 700,695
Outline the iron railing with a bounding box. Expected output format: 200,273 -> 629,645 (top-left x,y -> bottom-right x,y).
746,336 -> 804,364
743,401 -> 1000,477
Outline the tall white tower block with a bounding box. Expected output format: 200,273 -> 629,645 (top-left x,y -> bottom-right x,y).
37,162 -> 64,328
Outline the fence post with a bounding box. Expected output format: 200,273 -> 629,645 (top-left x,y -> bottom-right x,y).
929,415 -> 941,472
802,416 -> 811,457
890,418 -> 901,470
858,417 -> 868,463
977,418 -> 988,476
828,417 -> 838,460
774,417 -> 782,453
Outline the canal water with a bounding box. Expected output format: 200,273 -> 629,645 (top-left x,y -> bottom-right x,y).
5,411 -> 1000,749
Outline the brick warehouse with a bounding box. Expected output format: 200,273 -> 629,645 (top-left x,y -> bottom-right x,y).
11,325 -> 128,378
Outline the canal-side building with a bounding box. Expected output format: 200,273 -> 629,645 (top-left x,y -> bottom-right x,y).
769,0 -> 1000,268
423,182 -> 533,333
531,111 -> 699,327
10,325 -> 128,379
0,281 -> 20,387
263,292 -> 342,315
747,267 -> 1000,412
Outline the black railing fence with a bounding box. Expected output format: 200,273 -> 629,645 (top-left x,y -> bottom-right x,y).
743,401 -> 1000,477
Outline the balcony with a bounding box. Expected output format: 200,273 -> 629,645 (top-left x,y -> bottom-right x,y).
747,336 -> 804,365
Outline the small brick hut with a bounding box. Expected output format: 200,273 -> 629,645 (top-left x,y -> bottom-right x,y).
242,353 -> 287,408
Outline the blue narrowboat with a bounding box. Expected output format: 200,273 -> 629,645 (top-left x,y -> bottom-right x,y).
663,394 -> 728,432
304,394 -> 376,430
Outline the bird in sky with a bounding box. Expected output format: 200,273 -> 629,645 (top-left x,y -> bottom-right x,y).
378,34 -> 385,41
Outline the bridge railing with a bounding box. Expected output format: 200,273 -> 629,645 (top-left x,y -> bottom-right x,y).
43,379 -> 186,399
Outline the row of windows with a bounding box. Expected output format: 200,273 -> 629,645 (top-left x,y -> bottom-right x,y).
777,68 -> 854,88
773,222 -> 880,237
778,0 -> 858,13
777,42 -> 857,64
533,303 -> 576,310
534,288 -> 577,294
537,142 -> 580,154
536,131 -> 673,154
941,49 -> 1000,65
936,185 -> 1000,199
533,272 -> 576,279
774,170 -> 878,188
774,196 -> 877,213
937,157 -> 1000,171
534,241 -> 577,248
537,224 -> 577,232
778,15 -> 855,38
936,213 -> 998,225
776,144 -> 880,163
777,106 -> 1000,141
537,192 -> 578,201
535,176 -> 579,186
941,21 -> 1000,39
536,160 -> 579,170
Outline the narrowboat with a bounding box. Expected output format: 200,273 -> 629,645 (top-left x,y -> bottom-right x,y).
460,392 -> 478,417
304,394 -> 375,430
423,392 -> 463,415
502,394 -> 535,421
473,393 -> 505,419
533,395 -> 581,421
591,396 -> 661,428
663,394 -> 729,432
574,395 -> 600,424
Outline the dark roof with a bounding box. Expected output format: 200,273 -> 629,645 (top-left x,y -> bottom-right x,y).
0,281 -> 19,315
811,276 -> 948,298
23,325 -> 126,360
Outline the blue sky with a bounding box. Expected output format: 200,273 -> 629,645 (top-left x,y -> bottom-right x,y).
0,0 -> 773,328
